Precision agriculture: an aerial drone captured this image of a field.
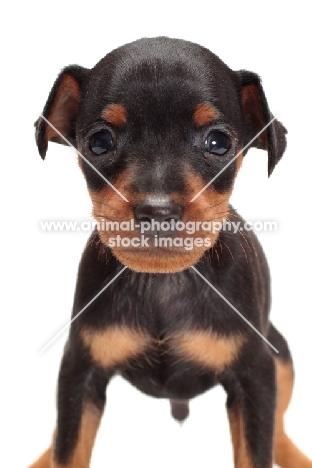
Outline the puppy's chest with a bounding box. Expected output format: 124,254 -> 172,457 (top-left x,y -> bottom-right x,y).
81,323 -> 244,375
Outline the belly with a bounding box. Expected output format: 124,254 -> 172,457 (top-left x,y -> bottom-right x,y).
120,354 -> 219,400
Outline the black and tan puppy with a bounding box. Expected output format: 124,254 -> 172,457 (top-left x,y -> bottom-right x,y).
31,37 -> 312,468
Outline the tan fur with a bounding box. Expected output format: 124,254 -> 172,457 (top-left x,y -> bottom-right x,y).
236,153 -> 243,171
102,104 -> 127,127
88,167 -> 135,229
29,404 -> 102,468
56,403 -> 102,468
28,446 -> 52,468
174,331 -> 244,370
228,405 -> 253,468
81,326 -> 151,368
274,359 -> 312,468
193,104 -> 217,127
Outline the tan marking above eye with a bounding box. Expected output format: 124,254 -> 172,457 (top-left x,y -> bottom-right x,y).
81,326 -> 151,368
173,331 -> 245,370
194,104 -> 217,127
102,104 -> 127,127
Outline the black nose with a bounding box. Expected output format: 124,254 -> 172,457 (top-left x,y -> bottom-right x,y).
134,196 -> 183,237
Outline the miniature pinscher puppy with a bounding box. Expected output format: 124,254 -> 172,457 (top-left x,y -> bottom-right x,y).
31,37 -> 312,468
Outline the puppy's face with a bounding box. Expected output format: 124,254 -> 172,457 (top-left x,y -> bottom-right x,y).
36,38 -> 286,273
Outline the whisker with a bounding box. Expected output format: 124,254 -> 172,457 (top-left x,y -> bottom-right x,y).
218,239 -> 234,261
238,230 -> 257,256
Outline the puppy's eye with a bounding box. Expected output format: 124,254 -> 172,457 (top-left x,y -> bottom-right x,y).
89,130 -> 115,155
204,131 -> 231,155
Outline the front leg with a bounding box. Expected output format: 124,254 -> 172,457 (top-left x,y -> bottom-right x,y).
224,352 -> 276,468
29,340 -> 109,468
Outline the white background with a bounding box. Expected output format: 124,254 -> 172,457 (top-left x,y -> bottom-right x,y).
1,1 -> 311,467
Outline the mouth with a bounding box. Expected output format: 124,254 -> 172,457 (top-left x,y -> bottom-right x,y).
118,245 -> 198,256
97,229 -> 216,273
91,188 -> 229,273
112,246 -> 207,273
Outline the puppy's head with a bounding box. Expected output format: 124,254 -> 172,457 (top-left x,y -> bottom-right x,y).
36,37 -> 286,273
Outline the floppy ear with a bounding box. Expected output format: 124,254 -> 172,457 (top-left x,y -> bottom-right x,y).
237,70 -> 287,176
35,65 -> 89,159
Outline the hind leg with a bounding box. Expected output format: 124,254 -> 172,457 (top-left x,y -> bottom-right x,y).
269,325 -> 312,468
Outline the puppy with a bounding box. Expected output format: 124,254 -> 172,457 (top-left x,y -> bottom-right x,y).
31,37 -> 312,468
